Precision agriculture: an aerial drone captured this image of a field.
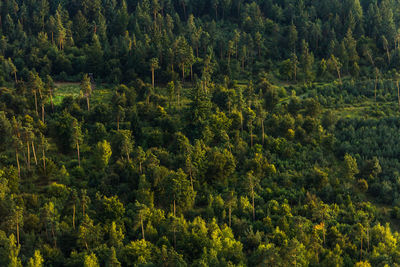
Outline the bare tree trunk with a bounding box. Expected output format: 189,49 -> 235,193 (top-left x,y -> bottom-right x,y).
42,147 -> 46,171
360,233 -> 363,260
252,187 -> 255,220
16,213 -> 19,246
86,96 -> 90,111
42,104 -> 45,122
34,91 -> 38,116
14,71 -> 17,83
32,141 -> 37,165
72,204 -> 75,230
27,141 -> 30,170
151,68 -> 155,89
76,141 -> 80,167
374,74 -> 378,103
16,149 -> 20,178
173,199 -> 176,217
141,215 -> 145,241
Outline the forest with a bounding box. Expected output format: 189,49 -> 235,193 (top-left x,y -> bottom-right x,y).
2,0 -> 400,266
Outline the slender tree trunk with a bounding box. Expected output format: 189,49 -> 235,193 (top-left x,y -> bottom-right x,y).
190,64 -> 193,82
16,149 -> 20,178
117,114 -> 120,131
34,91 -> 38,116
16,214 -> 19,246
141,215 -> 145,241
86,96 -> 90,111
72,204 -> 75,230
360,232 -> 363,260
32,141 -> 37,165
42,104 -> 45,122
76,141 -> 80,167
374,75 -> 378,103
182,65 -> 185,83
14,71 -> 17,83
151,68 -> 155,88
386,48 -> 390,65
27,141 -> 30,170
251,187 -> 255,220
174,199 -> 176,217
42,147 -> 46,171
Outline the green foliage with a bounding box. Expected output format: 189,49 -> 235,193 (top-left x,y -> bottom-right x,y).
2,0 -> 400,265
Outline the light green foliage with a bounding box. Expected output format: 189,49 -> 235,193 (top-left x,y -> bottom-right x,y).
27,250 -> 44,267
94,140 -> 112,168
84,253 -> 99,267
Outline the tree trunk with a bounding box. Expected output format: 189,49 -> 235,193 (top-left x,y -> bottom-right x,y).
252,187 -> 255,220
16,213 -> 19,246
42,147 -> 46,171
360,232 -> 363,260
141,215 -> 145,241
32,141 -> 37,165
14,71 -> 17,83
151,68 -> 155,89
34,91 -> 38,116
72,204 -> 75,230
86,96 -> 90,111
27,141 -> 30,170
16,149 -> 20,178
76,141 -> 80,167
190,64 -> 193,82
374,74 -> 378,103
42,104 -> 45,123
182,65 -> 185,83
386,48 -> 391,65
174,199 -> 176,217
117,114 -> 120,131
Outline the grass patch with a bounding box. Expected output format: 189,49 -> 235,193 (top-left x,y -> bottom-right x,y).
53,83 -> 113,105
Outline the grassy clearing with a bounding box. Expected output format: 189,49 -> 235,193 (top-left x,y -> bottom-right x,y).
53,83 -> 113,105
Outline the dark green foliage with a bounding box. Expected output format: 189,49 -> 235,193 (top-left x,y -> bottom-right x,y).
2,0 -> 400,266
